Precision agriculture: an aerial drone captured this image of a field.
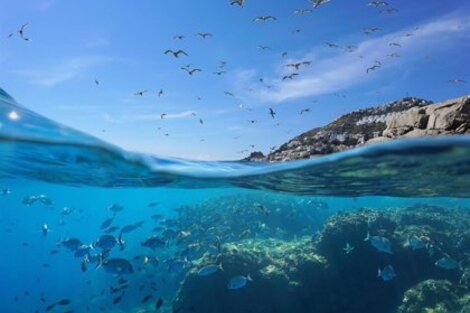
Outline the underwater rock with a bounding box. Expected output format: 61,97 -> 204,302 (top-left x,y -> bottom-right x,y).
397,280 -> 463,313
395,204 -> 470,265
173,238 -> 329,313
172,194 -> 329,248
173,204 -> 469,313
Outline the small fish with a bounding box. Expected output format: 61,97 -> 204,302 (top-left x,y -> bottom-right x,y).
22,195 -> 36,206
141,295 -> 152,303
100,217 -> 114,230
365,233 -> 393,254
120,222 -> 142,234
168,259 -> 189,273
113,293 -> 124,304
155,297 -> 164,309
61,207 -> 75,215
108,204 -> 124,214
434,257 -> 462,270
161,229 -> 177,239
101,258 -> 134,274
2,188 -> 12,195
118,278 -> 128,285
198,263 -> 223,276
228,274 -> 252,290
377,265 -> 396,281
343,243 -> 354,254
73,245 -> 91,258
81,257 -> 89,272
141,236 -> 167,250
408,236 -> 429,251
42,224 -> 49,236
60,238 -> 83,251
57,298 -> 71,305
94,235 -> 117,250
45,304 -> 56,311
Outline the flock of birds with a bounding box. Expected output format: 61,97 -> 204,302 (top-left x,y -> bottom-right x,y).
5,0 -> 466,155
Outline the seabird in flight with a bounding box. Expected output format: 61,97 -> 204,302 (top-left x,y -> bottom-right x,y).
164,49 -> 188,58
134,90 -> 148,96
269,108 -> 276,119
253,16 -> 277,22
8,23 -> 31,41
282,73 -> 299,80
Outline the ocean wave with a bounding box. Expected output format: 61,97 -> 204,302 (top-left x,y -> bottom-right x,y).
1,88 -> 469,196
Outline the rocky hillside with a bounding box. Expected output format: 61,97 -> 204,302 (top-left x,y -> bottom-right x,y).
244,95 -> 469,162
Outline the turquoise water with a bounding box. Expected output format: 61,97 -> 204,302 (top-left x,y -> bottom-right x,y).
1,88 -> 469,313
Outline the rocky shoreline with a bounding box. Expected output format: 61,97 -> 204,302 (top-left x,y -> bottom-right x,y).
244,95 -> 470,162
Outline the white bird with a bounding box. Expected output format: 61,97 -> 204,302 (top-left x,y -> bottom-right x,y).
310,0 -> 331,9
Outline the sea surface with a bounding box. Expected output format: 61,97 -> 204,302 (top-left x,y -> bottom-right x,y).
1,87 -> 469,313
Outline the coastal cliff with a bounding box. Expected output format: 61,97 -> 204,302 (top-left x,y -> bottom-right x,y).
245,95 -> 469,162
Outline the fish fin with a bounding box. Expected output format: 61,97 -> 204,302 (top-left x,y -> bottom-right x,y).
364,232 -> 370,241
219,263 -> 224,271
95,254 -> 103,270
247,274 -> 253,281
377,268 -> 381,277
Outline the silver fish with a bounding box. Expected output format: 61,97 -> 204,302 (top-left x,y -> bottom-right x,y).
198,264 -> 223,276
228,274 -> 252,289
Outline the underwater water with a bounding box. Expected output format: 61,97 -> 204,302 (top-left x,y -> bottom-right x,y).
1,87 -> 470,313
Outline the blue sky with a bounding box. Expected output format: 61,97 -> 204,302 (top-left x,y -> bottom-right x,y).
0,0 -> 469,160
